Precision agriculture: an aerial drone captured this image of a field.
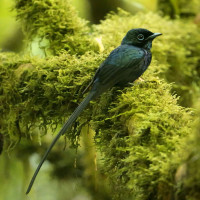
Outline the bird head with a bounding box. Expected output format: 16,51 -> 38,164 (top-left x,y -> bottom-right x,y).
121,28 -> 162,50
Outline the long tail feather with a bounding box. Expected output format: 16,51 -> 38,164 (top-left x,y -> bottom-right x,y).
26,91 -> 96,194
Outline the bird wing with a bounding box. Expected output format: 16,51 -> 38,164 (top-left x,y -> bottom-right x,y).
83,45 -> 145,93
95,45 -> 145,85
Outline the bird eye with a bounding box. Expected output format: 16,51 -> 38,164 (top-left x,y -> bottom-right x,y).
137,34 -> 144,41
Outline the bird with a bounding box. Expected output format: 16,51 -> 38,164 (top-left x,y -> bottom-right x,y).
26,28 -> 162,194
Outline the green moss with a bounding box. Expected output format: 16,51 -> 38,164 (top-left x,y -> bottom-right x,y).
173,102 -> 200,200
92,73 -> 193,200
1,4 -> 200,200
15,0 -> 96,55
0,51 -> 106,145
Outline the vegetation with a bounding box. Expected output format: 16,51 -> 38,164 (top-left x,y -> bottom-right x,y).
0,0 -> 200,199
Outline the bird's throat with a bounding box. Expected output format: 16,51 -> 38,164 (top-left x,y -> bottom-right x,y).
143,40 -> 152,50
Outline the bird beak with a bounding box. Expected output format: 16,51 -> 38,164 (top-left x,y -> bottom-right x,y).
146,33 -> 162,41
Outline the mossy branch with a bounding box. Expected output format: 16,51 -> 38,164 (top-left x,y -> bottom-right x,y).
0,50 -> 194,199
0,51 -> 105,143
0,3 -> 200,199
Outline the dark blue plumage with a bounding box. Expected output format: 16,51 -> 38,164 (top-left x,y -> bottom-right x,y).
91,45 -> 150,95
26,28 -> 161,194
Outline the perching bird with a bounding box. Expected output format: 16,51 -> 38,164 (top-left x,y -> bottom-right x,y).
26,28 -> 162,194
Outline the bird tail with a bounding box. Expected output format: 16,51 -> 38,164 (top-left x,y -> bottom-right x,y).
26,91 -> 96,194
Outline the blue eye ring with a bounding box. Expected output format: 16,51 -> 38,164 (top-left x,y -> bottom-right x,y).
137,34 -> 144,41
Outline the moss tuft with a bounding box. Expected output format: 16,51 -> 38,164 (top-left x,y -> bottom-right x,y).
15,0 -> 96,54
